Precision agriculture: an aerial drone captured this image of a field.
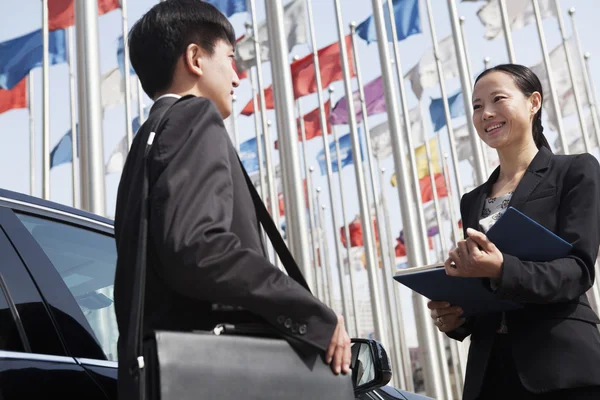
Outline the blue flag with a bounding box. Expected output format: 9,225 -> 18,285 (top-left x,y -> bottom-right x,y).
50,125 -> 79,169
204,0 -> 247,17
239,137 -> 260,173
429,89 -> 465,131
0,29 -> 67,90
117,35 -> 136,77
356,0 -> 421,44
316,129 -> 364,175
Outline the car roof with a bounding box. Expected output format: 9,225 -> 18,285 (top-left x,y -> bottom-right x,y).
0,188 -> 114,227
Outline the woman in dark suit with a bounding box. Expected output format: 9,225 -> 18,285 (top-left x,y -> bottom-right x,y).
428,64 -> 600,400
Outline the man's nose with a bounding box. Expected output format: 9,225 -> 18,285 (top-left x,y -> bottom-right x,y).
232,71 -> 240,88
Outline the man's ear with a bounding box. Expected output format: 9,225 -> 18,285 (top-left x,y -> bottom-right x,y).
184,43 -> 204,78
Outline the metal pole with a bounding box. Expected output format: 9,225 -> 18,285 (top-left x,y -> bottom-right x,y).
308,167 -> 324,301
232,95 -> 240,151
369,0 -> 444,397
67,27 -> 79,208
121,0 -> 134,150
568,7 -> 600,150
42,0 -> 50,200
554,0 -> 591,153
423,0 -> 465,200
137,78 -> 146,125
75,0 -> 106,215
460,15 -> 490,177
333,0 -> 386,347
379,166 -> 414,391
305,0 -> 350,313
447,0 -> 487,185
498,0 -> 517,63
349,22 -> 408,389
264,0 -> 312,285
28,73 -> 35,197
315,187 -> 331,306
532,0 -> 568,154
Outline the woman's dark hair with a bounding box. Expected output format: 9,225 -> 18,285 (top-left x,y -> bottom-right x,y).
128,0 -> 236,99
474,64 -> 552,152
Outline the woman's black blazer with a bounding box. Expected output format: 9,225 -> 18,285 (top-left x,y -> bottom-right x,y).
448,146 -> 600,400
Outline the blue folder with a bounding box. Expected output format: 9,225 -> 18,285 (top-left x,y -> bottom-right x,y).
393,207 -> 573,317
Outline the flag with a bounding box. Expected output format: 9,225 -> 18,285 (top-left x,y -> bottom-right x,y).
316,129 -> 364,175
554,116 -> 597,154
234,0 -> 306,72
356,0 -> 421,44
0,29 -> 67,90
330,75 -> 387,125
530,38 -> 588,131
239,136 -> 260,173
429,89 -> 465,131
49,0 -> 120,31
419,173 -> 447,202
340,216 -> 379,247
101,67 -> 138,111
476,0 -> 556,40
50,125 -> 79,168
0,78 -> 27,114
454,123 -> 500,171
404,35 -> 457,99
423,198 -> 449,233
204,0 -> 247,17
240,88 -> 274,115
117,35 -> 136,77
370,106 -> 423,160
415,137 -> 441,179
275,100 -> 333,149
240,36 -> 355,115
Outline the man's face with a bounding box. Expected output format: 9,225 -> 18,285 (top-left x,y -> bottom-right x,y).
199,39 -> 240,119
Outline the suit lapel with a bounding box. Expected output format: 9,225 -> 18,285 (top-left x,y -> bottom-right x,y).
508,146 -> 552,209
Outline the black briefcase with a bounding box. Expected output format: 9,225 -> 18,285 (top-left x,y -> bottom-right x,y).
125,96 -> 354,400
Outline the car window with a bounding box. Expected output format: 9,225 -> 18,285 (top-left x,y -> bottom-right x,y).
0,279 -> 25,353
16,213 -> 118,361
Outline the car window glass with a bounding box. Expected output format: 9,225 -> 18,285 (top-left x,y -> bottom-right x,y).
16,213 -> 118,361
0,281 -> 24,352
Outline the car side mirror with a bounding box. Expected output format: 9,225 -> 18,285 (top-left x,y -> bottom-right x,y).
350,338 -> 392,396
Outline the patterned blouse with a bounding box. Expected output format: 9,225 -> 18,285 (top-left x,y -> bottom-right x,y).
479,191 -> 513,334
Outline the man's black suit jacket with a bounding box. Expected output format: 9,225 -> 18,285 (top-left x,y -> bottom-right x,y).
113,96 -> 337,396
448,146 -> 600,399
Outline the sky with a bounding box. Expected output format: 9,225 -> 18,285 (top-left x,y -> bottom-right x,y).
1,0 -> 599,349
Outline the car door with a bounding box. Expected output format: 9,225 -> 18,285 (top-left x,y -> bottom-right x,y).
0,206 -> 107,400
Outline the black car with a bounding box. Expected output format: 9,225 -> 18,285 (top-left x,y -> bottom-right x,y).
0,188 -> 430,399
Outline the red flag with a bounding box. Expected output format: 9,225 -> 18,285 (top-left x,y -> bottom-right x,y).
0,78 -> 27,114
241,88 -> 274,115
241,35 -> 355,116
49,0 -> 120,31
340,216 -> 379,248
419,173 -> 447,203
395,239 -> 406,257
274,100 -> 332,150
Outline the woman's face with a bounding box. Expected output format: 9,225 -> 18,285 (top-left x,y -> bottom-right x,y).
472,71 -> 540,150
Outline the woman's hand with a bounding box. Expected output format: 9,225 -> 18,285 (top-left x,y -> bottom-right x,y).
428,301 -> 465,332
444,228 -> 504,279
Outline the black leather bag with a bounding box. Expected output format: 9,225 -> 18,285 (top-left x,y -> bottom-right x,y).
126,97 -> 354,400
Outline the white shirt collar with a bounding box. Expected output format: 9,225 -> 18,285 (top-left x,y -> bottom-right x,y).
155,93 -> 182,101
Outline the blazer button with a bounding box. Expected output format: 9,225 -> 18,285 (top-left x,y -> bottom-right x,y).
277,316 -> 285,324
299,324 -> 307,335
284,318 -> 292,329
292,323 -> 299,333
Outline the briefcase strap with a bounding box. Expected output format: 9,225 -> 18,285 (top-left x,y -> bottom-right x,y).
237,157 -> 311,293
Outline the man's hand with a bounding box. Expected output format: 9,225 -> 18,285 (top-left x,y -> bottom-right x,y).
427,301 -> 466,333
325,314 -> 351,375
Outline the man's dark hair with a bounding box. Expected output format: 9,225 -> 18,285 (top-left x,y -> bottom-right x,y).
129,0 -> 236,99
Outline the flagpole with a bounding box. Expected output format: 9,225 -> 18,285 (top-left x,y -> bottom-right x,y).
554,0 -> 592,153
305,0 -> 350,315
568,8 -> 600,150
532,0 -> 568,155
67,27 -> 79,208
332,0 -> 386,348
446,0 -> 487,185
75,0 -> 106,215
28,73 -> 35,197
42,0 -> 50,200
459,15 -> 490,177
308,168 -> 324,301
120,0 -> 134,150
232,95 -> 240,151
423,0 -> 465,200
498,0 -> 517,63
369,0 -> 444,397
137,78 -> 146,125
328,91 -> 361,338
378,165 -> 414,391
315,187 -> 332,306
264,0 -> 312,284
349,23 -> 409,389
484,56 -> 491,70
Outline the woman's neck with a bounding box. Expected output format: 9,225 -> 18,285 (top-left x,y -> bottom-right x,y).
496,141 -> 539,181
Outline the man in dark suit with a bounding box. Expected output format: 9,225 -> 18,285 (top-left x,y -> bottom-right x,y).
113,1 -> 351,397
